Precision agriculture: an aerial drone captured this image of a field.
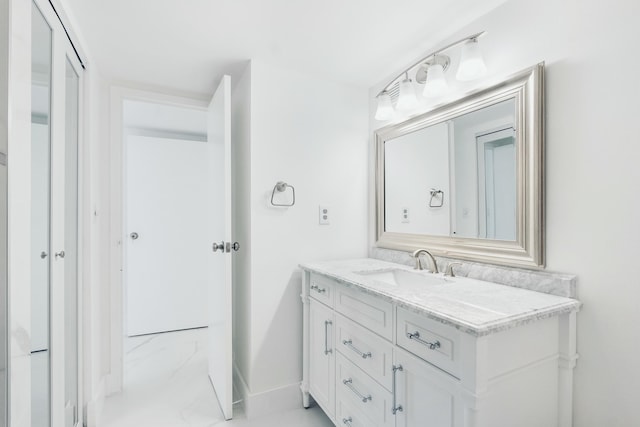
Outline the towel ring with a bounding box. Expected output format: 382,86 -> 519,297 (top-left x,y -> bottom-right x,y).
271,181 -> 296,207
429,188 -> 444,208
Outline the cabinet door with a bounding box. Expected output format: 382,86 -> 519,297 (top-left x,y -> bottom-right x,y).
394,348 -> 462,427
309,299 -> 335,419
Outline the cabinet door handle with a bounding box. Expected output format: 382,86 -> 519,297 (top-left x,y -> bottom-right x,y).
342,417 -> 353,426
324,320 -> 333,355
310,284 -> 326,294
342,378 -> 372,403
342,339 -> 372,359
407,331 -> 441,350
392,364 -> 403,415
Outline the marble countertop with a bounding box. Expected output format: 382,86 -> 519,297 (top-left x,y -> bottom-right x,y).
300,258 -> 581,337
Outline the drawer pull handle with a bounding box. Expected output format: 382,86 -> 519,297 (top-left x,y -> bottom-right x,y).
310,284 -> 327,294
324,320 -> 333,355
407,331 -> 441,350
342,378 -> 372,403
392,364 -> 403,415
342,339 -> 372,359
342,417 -> 353,426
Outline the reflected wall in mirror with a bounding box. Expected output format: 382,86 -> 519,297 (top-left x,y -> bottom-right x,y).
32,3 -> 52,426
385,98 -> 516,241
0,71 -> 7,427
376,64 -> 544,268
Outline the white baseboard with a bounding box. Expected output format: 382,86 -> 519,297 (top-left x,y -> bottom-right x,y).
233,363 -> 302,419
85,377 -> 106,427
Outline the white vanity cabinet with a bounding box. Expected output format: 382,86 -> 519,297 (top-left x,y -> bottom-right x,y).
301,267 -> 579,427
308,280 -> 336,420
393,347 -> 461,427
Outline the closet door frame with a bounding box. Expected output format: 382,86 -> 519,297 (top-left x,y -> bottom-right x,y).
33,0 -> 85,425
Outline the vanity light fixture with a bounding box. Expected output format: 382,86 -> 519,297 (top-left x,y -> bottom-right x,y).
396,73 -> 419,112
374,31 -> 487,120
374,92 -> 394,121
456,38 -> 487,81
422,58 -> 449,98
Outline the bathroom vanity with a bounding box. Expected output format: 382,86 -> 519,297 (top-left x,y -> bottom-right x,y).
300,258 -> 580,427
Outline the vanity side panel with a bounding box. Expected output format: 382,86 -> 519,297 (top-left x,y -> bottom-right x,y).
301,271 -> 310,408
485,316 -> 560,379
474,358 -> 558,427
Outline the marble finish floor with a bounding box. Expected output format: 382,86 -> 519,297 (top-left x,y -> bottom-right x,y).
101,328 -> 333,427
32,350 -> 49,427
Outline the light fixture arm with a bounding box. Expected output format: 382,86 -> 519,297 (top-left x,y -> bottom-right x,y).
375,31 -> 486,98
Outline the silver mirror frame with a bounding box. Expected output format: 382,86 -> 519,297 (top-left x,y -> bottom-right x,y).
375,63 -> 544,268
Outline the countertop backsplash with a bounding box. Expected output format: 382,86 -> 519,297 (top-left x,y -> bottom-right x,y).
370,247 -> 577,298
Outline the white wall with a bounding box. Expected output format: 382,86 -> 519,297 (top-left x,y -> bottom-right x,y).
234,60 -> 369,413
83,62 -> 111,426
370,0 -> 640,424
453,105 -> 514,238
5,0 -> 33,424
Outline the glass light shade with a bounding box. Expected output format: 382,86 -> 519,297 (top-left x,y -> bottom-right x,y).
396,78 -> 418,111
374,92 -> 394,121
423,63 -> 448,97
456,39 -> 487,81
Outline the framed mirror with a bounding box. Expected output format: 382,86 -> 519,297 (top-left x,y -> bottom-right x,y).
375,63 -> 544,268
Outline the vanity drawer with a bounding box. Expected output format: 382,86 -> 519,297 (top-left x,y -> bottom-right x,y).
335,286 -> 393,340
336,394 -> 384,427
336,353 -> 395,427
336,314 -> 394,391
309,273 -> 336,307
396,307 -> 460,378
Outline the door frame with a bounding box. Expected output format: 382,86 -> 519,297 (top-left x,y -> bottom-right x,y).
475,126 -> 515,239
107,87 -> 209,393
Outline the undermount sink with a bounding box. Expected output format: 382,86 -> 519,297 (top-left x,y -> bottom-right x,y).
355,268 -> 450,287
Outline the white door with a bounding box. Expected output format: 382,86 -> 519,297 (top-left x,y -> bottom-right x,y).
207,75 -> 234,420
125,135 -> 211,336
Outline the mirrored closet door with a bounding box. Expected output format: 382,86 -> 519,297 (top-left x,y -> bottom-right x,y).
31,0 -> 83,425
0,37 -> 8,427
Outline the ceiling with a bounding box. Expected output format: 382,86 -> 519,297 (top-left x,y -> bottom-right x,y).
64,0 -> 508,96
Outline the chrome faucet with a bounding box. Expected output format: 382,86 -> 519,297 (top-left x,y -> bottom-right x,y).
412,249 -> 439,274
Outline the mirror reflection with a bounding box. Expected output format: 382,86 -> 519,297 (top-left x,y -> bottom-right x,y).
384,98 -> 516,241
0,80 -> 7,427
64,58 -> 80,426
31,3 -> 52,426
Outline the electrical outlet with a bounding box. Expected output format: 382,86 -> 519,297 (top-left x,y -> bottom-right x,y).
401,207 -> 410,223
319,205 -> 330,225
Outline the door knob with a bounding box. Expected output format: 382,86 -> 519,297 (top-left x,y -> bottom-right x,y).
40,251 -> 48,259
212,241 -> 225,252
232,242 -> 240,251
130,232 -> 139,240
55,250 -> 65,259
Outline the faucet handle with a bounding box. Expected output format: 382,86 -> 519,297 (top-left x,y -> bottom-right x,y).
444,262 -> 463,277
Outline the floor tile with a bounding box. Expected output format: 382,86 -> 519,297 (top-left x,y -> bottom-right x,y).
101,328 -> 334,427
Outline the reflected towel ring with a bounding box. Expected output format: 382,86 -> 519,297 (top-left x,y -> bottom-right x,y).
429,188 -> 444,208
271,181 -> 296,207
